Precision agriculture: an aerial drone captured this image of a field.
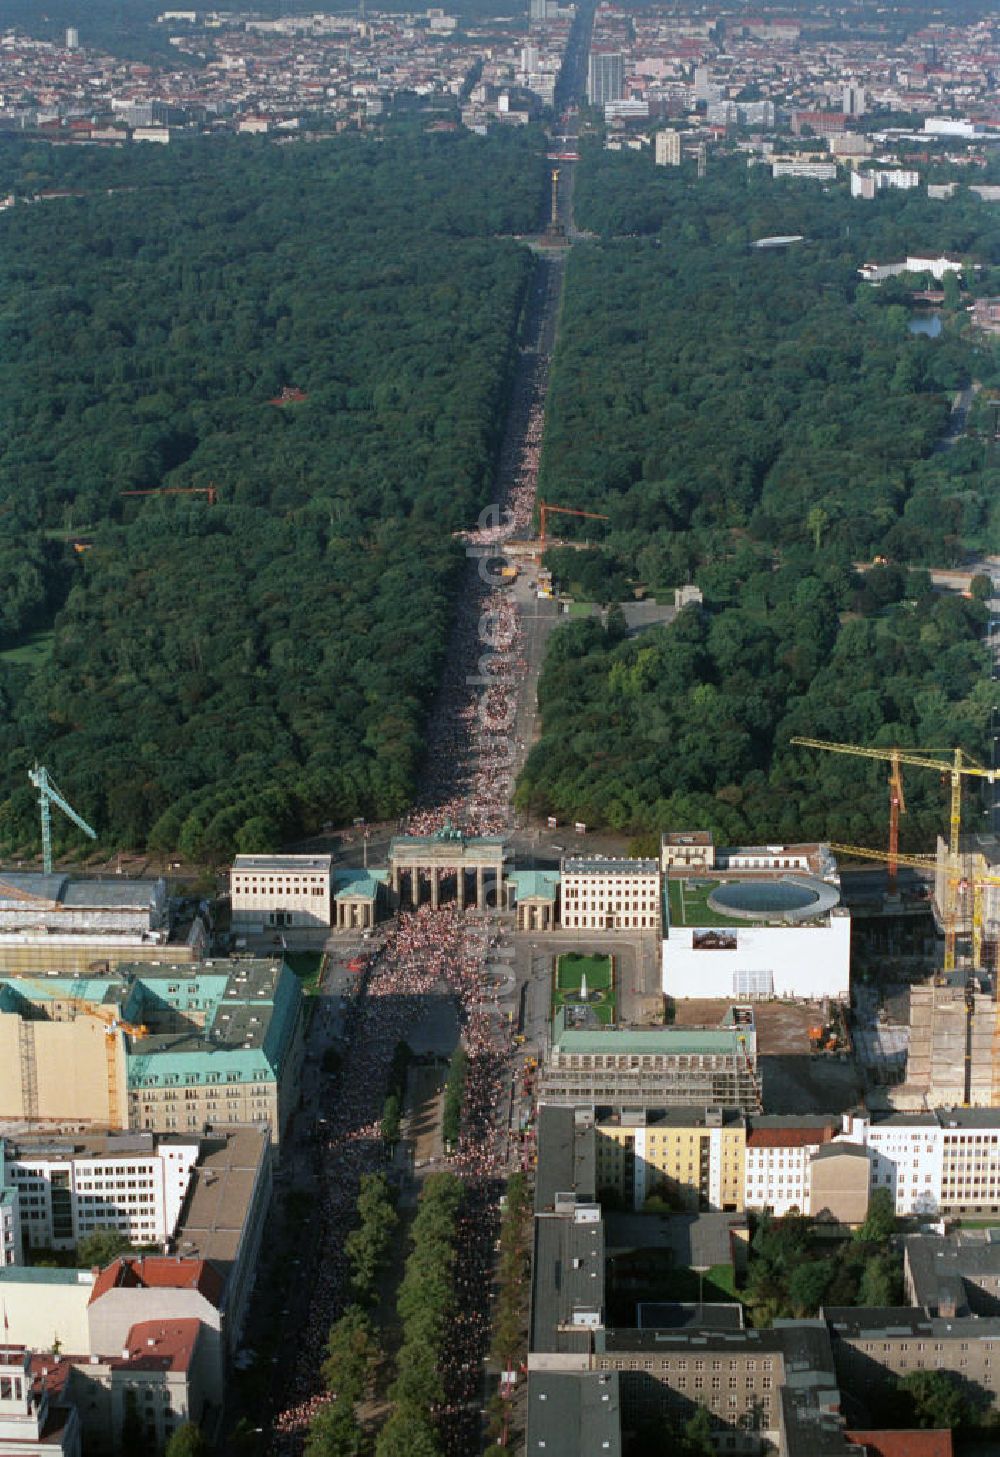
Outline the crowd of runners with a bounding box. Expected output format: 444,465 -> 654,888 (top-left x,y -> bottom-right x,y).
267,259 -> 559,1454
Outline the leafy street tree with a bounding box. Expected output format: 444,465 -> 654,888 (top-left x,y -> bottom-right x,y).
855,1189 -> 897,1245
898,1369 -> 975,1431
76,1227 -> 131,1268
165,1424 -> 210,1457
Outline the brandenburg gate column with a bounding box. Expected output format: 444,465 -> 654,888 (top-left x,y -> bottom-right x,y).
411,867 -> 421,908
476,866 -> 485,910
430,868 -> 440,911
456,865 -> 465,911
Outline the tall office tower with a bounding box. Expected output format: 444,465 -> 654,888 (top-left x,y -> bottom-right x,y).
528,0 -> 548,21
521,43 -> 539,73
693,64 -> 713,101
843,82 -> 866,116
655,129 -> 681,166
587,51 -> 624,107
65,25 -> 79,48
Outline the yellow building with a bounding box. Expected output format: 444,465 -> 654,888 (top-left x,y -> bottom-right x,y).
596,1107 -> 745,1212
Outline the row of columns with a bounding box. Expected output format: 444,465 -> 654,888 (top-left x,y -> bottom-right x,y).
516,901 -> 555,931
389,863 -> 498,911
336,899 -> 374,929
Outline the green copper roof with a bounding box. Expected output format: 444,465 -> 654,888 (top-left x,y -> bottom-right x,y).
551,1008 -> 743,1055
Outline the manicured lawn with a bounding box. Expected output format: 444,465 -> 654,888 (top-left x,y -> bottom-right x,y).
556,952 -> 613,990
667,878 -> 744,928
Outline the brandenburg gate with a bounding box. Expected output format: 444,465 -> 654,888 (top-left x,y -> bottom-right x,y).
388,827 -> 507,912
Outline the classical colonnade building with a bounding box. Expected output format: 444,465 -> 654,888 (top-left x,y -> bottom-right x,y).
388,829 -> 507,912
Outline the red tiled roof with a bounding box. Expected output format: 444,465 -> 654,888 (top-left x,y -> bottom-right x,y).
113,1318 -> 203,1374
88,1256 -> 224,1307
845,1431 -> 953,1457
746,1127 -> 834,1148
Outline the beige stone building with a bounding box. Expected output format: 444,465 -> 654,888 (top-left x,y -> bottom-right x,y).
660,830 -> 716,873
560,857 -> 661,931
230,854 -> 332,931
0,993 -> 130,1128
807,1143 -> 871,1225
0,963 -> 303,1146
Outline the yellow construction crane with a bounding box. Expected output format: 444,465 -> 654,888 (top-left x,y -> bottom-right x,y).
88,1006 -> 147,1127
790,738 -> 994,859
792,738 -> 995,965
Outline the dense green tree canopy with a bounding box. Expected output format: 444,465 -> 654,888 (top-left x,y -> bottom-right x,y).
516,146 -> 998,843
0,127 -> 546,858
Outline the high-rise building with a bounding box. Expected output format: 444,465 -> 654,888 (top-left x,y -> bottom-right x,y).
528,0 -> 548,21
693,64 -> 714,102
655,129 -> 681,166
65,25 -> 79,48
587,52 -> 624,107
843,82 -> 866,116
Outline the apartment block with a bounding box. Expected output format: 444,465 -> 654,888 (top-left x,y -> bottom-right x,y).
828,1305 -> 1000,1412
743,1118 -> 837,1216
596,1107 -> 745,1212
1,1132 -> 199,1258
125,961 -> 304,1144
655,129 -> 681,165
840,1109 -> 1000,1218
0,961 -> 304,1144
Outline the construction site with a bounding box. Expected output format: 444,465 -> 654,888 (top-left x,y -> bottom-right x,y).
791,737 -> 1000,1111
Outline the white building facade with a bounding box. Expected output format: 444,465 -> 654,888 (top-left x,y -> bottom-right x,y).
230,854 -> 332,931
3,1134 -> 199,1257
663,913 -> 851,1001
560,857 -> 661,931
836,1112 -> 1000,1218
743,1124 -> 837,1216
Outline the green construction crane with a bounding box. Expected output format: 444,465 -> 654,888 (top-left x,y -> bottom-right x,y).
27,765 -> 97,875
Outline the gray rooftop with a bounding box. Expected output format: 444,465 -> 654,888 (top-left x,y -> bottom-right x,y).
171,1126 -> 270,1284
637,1302 -> 744,1331
530,1215 -> 605,1356
904,1231 -> 1000,1316
562,857 -> 658,875
232,855 -> 331,873
825,1304 -> 1000,1339
0,873 -> 164,908
604,1211 -> 747,1270
535,1106 -> 596,1214
598,1325 -> 786,1353
526,1371 -> 621,1457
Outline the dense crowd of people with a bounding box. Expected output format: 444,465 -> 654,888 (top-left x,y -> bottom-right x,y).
266,262 -> 556,1455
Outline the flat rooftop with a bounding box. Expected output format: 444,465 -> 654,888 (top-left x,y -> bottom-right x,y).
1,1130 -> 196,1162
562,857 -> 658,875
232,855 -> 331,873
171,1125 -> 270,1276
550,1010 -> 751,1057
526,1372 -> 621,1457
535,1106 -> 596,1213
530,1215 -> 605,1356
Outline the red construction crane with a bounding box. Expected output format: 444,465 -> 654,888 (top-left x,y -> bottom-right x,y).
538,501 -> 609,543
121,486 -> 217,505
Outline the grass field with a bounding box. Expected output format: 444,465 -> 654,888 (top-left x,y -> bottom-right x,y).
0,630 -> 54,669
556,952 -> 613,990
553,952 -> 616,1025
667,878 -> 744,928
